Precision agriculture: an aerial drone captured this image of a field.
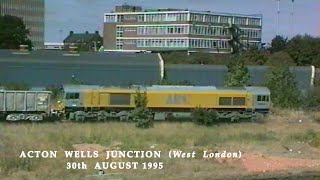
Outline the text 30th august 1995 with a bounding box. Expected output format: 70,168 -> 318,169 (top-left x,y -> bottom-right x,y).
19,150 -> 242,170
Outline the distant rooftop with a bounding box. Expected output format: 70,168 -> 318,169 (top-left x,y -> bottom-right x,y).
144,8 -> 187,12
63,31 -> 102,44
109,4 -> 262,18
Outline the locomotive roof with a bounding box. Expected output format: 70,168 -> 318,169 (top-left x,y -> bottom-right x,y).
146,86 -> 243,92
62,84 -> 270,94
146,86 -> 270,93
63,84 -> 104,92
244,86 -> 271,95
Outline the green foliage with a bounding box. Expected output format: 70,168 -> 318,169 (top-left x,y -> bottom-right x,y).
161,51 -> 190,64
301,81 -> 320,109
224,56 -> 250,87
311,86 -> 320,107
269,35 -> 288,53
286,34 -> 320,66
0,15 -> 33,50
190,52 -> 212,64
159,80 -> 193,86
134,89 -> 148,108
243,47 -> 268,65
69,78 -> 86,85
76,43 -> 91,52
4,83 -> 30,90
46,85 -> 62,100
159,35 -> 320,67
161,51 -> 232,65
192,107 -> 218,126
265,51 -> 296,66
132,89 -> 153,128
228,24 -> 245,54
266,66 -> 302,108
301,92 -> 319,109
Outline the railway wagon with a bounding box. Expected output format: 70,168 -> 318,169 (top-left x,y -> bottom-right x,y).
61,85 -> 271,121
0,90 -> 52,121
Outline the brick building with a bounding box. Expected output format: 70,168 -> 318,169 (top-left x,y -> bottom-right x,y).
103,5 -> 262,53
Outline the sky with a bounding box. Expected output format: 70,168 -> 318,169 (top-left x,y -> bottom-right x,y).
45,0 -> 320,44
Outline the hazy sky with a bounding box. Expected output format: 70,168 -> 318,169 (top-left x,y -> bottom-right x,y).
45,0 -> 320,43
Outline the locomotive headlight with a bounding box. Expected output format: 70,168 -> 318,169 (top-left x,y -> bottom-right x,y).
72,104 -> 77,107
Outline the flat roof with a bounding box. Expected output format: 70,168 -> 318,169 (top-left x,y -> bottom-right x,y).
105,10 -> 262,19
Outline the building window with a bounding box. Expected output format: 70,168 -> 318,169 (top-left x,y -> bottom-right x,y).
116,39 -> 123,49
234,17 -> 247,25
248,18 -> 261,26
137,15 -> 144,22
220,16 -> 229,23
105,15 -> 116,23
116,27 -> 123,37
117,15 -> 124,22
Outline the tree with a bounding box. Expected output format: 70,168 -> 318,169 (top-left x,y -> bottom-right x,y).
269,35 -> 288,53
191,52 -> 211,64
243,46 -> 268,65
161,51 -> 190,64
228,24 -> 244,54
286,34 -> 320,66
69,75 -> 86,85
265,51 -> 296,66
266,65 -> 302,108
46,85 -> 63,101
224,56 -> 250,87
0,15 -> 32,50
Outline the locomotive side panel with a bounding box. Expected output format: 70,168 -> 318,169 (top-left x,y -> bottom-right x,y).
82,90 -> 136,109
146,91 -> 250,110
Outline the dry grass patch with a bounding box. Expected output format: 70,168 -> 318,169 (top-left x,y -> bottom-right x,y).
0,109 -> 320,179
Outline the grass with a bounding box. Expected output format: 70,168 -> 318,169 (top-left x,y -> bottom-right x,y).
0,109 -> 319,179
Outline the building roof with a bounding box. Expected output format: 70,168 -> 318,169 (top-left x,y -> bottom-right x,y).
0,50 -> 161,87
105,9 -> 262,19
0,50 -> 313,93
63,31 -> 102,44
165,64 -> 314,93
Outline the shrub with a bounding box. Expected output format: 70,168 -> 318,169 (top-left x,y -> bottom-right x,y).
266,65 -> 302,108
224,55 -> 250,87
192,107 -> 218,126
132,89 -> 153,128
46,85 -> 63,100
4,83 -> 30,90
265,51 -> 296,66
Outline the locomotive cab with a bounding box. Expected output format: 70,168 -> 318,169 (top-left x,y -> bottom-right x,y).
245,87 -> 271,114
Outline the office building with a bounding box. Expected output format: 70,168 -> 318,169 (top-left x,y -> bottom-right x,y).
103,5 -> 262,53
0,0 -> 45,49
